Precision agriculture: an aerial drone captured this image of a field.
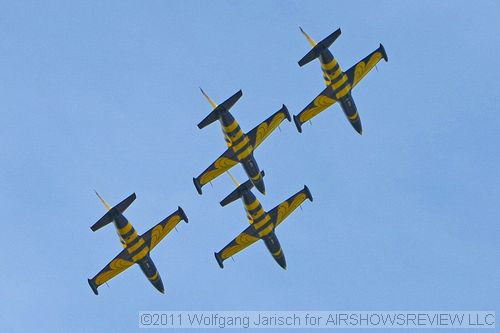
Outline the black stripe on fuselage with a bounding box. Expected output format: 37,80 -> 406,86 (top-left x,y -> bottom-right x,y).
113,214 -> 129,229
122,227 -> 136,240
126,234 -> 142,248
232,133 -> 247,146
248,204 -> 264,216
227,125 -> 243,138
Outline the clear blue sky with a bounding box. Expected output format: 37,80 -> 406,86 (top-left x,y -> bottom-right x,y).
1,1 -> 499,332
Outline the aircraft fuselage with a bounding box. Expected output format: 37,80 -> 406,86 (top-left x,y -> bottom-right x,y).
319,50 -> 362,134
112,214 -> 164,293
137,254 -> 165,293
240,191 -> 286,269
218,111 -> 265,194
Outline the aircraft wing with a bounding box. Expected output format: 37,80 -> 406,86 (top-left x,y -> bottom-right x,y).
142,207 -> 188,250
267,186 -> 313,228
194,148 -> 239,192
295,85 -> 337,128
345,44 -> 388,90
246,105 -> 290,149
216,224 -> 260,264
89,248 -> 134,289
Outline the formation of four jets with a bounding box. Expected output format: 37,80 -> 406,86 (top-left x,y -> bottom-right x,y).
88,27 -> 388,295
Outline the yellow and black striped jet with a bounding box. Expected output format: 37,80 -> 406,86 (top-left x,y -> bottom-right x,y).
214,172 -> 313,269
87,192 -> 188,295
294,27 -> 388,134
193,89 -> 291,195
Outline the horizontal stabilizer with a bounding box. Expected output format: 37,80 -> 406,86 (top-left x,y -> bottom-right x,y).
220,171 -> 265,207
90,193 -> 136,232
197,90 -> 243,129
298,28 -> 341,67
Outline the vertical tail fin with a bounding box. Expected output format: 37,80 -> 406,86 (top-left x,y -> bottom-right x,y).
300,27 -> 317,47
298,27 -> 341,67
200,87 -> 218,109
90,193 -> 136,232
197,90 -> 243,129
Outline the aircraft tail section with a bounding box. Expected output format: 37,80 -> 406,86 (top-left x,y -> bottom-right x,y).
298,27 -> 341,67
197,89 -> 243,129
90,193 -> 136,232
220,171 -> 265,207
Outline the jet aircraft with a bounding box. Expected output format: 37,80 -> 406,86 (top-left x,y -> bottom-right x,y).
87,192 -> 188,295
193,89 -> 291,195
214,172 -> 312,269
294,27 -> 388,134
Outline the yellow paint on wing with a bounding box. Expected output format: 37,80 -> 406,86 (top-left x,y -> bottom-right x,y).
299,94 -> 336,123
95,258 -> 133,286
352,52 -> 382,88
221,233 -> 259,260
149,215 -> 181,249
276,193 -> 307,227
253,113 -> 286,148
199,157 -> 238,185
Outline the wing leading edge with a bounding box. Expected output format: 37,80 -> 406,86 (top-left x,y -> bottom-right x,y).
142,207 -> 189,250
193,149 -> 239,194
267,186 -> 313,227
345,44 -> 388,90
246,105 -> 291,149
214,225 -> 259,268
88,249 -> 134,295
294,85 -> 337,132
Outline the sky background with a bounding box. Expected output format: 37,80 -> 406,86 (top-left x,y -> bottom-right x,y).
1,0 -> 499,332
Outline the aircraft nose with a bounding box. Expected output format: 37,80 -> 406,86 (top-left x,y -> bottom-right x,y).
255,180 -> 266,195
154,279 -> 165,294
352,120 -> 363,135
276,255 -> 287,270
